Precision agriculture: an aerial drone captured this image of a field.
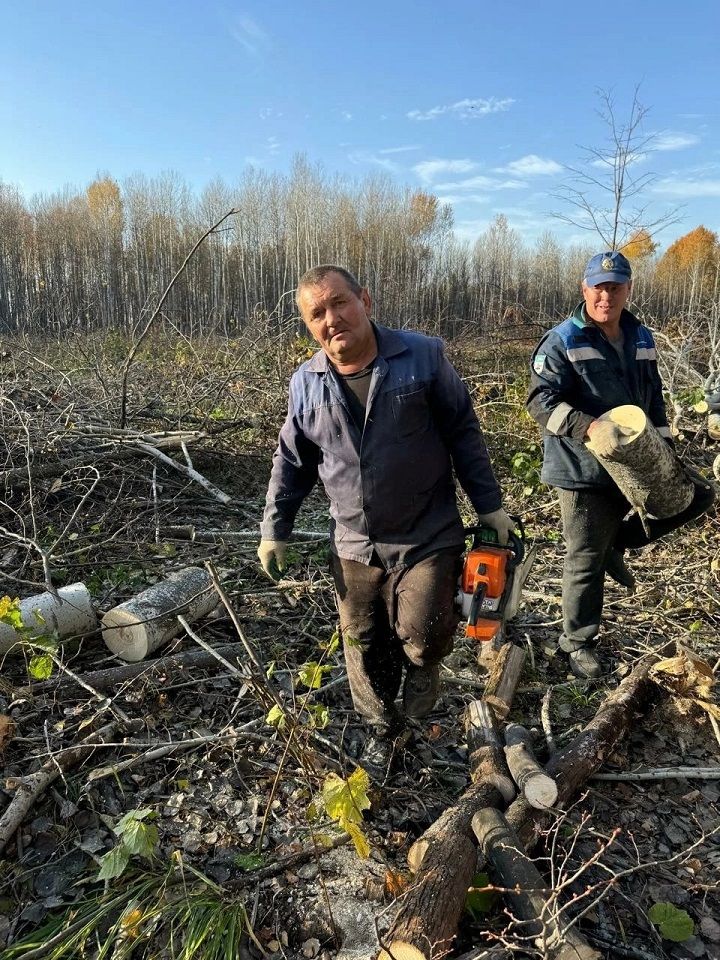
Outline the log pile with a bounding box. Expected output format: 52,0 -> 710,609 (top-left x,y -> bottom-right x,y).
379,646 -> 671,960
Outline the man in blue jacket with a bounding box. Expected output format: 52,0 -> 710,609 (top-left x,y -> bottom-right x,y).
258,265 -> 512,779
528,251 -> 676,678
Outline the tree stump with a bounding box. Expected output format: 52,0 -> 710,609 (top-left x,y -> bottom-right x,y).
586,404 -> 693,518
101,567 -> 217,661
483,643 -> 526,720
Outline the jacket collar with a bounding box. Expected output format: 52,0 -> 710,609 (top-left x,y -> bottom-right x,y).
305,322 -> 408,373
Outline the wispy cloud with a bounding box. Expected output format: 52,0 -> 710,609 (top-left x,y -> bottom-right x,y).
414,159 -> 478,183
413,159 -> 477,184
231,14 -> 269,56
435,175 -> 527,191
653,132 -> 700,152
340,111 -> 353,121
497,154 -> 562,176
436,194 -> 489,206
259,107 -> 283,121
378,145 -> 421,155
407,97 -> 514,122
348,150 -> 399,172
653,178 -> 720,197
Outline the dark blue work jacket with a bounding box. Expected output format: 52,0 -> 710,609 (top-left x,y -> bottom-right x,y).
527,304 -> 671,489
261,323 -> 502,569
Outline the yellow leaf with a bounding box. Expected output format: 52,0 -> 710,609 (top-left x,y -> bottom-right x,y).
346,822 -> 370,859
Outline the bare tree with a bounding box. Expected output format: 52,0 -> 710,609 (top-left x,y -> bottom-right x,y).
554,86 -> 679,250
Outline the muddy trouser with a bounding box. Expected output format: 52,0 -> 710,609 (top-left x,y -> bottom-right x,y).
559,477 -> 716,651
330,547 -> 462,733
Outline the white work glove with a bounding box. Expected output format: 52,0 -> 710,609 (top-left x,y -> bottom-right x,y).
586,420 -> 627,459
477,509 -> 515,546
257,540 -> 287,581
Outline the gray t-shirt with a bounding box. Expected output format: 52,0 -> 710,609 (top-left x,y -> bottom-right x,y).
338,362 -> 374,429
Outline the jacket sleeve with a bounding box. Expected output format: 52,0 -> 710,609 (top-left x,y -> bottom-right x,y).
260,383 -> 319,541
646,332 -> 673,440
526,333 -> 595,441
429,340 -> 503,514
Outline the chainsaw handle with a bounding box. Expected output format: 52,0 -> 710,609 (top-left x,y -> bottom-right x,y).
464,516 -> 525,569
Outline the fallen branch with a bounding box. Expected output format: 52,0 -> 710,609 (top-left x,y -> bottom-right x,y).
0,718 -> 140,855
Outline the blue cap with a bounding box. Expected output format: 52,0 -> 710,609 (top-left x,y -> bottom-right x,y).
584,251 -> 632,286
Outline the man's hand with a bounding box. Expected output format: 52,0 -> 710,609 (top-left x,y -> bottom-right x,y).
257,540 -> 287,581
586,420 -> 626,458
477,508 -> 516,545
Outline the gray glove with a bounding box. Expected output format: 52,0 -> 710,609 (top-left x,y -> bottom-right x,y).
477,508 -> 515,545
257,540 -> 287,581
586,420 -> 627,458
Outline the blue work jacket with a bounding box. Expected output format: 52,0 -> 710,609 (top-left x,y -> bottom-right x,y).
261,323 -> 502,569
527,304 -> 671,489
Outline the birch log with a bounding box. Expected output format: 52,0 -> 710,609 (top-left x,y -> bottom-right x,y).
503,723 -> 558,810
0,583 -> 97,655
101,567 -> 217,661
586,404 -> 693,518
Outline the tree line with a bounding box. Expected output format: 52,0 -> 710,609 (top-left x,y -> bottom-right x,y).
0,159 -> 718,339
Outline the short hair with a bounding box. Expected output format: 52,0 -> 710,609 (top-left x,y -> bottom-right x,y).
296,265 -> 363,305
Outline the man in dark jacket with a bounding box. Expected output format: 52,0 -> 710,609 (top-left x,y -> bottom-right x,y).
527,251 -> 671,679
258,265 -> 512,778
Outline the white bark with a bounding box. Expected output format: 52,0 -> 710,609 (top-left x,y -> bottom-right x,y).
586,404 -> 694,518
0,582 -> 97,655
101,567 -> 217,662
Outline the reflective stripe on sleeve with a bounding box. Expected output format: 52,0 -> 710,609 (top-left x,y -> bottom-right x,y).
566,347 -> 605,362
635,346 -> 657,360
546,402 -> 574,435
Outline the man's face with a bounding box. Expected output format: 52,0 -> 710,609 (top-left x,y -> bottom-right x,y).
298,272 -> 375,367
582,280 -> 631,329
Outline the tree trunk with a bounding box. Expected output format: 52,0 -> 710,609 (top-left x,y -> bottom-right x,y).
0,583 -> 97,656
586,404 -> 693,518
483,643 -> 526,720
503,723 -> 558,810
101,567 -> 217,661
472,808 -> 600,960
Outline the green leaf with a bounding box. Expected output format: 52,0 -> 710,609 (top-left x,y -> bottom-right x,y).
0,597 -> 23,631
319,630 -> 340,655
97,844 -> 131,881
648,902 -> 695,942
30,607 -> 46,626
234,852 -> 264,871
297,661 -> 332,689
321,768 -> 371,827
119,819 -> 158,859
306,704 -> 329,729
28,654 -> 53,680
266,704 -> 286,729
465,872 -> 498,917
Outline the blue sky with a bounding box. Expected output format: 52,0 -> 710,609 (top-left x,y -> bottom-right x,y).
1,0 -> 719,250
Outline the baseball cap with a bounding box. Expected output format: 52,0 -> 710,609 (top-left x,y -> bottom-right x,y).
583,251 -> 632,286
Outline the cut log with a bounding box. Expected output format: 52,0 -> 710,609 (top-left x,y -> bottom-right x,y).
380,781 -> 503,960
0,582 -> 97,656
504,722 -> 558,810
504,654 -> 662,850
586,404 -> 694,518
385,704 -> 515,959
483,643 -> 526,720
472,808 -> 601,960
101,567 -> 217,662
466,701 -> 515,800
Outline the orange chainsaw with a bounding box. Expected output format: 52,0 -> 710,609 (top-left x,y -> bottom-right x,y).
457,519 -> 529,643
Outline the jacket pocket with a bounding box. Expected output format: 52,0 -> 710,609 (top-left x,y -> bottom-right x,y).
391,387 -> 430,441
